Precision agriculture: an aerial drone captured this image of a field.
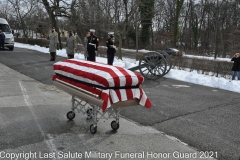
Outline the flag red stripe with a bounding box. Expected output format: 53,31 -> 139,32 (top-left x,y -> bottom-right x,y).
53,59 -> 143,88
53,75 -> 151,112
67,60 -> 121,87
54,65 -> 110,87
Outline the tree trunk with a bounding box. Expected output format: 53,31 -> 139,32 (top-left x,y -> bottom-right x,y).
42,0 -> 62,49
117,34 -> 123,60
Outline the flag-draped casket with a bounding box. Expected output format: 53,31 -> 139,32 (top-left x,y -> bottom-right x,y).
52,59 -> 152,112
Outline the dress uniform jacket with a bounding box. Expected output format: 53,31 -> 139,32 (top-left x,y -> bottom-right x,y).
87,35 -> 99,52
106,38 -> 116,54
49,31 -> 58,52
106,37 -> 116,65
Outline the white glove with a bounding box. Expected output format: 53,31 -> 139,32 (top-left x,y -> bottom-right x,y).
110,45 -> 116,49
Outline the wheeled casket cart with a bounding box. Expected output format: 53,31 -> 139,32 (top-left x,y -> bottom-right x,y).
52,59 -> 152,134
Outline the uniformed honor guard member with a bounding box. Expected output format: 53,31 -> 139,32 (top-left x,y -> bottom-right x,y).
87,29 -> 99,61
49,27 -> 58,61
106,32 -> 116,65
66,30 -> 76,59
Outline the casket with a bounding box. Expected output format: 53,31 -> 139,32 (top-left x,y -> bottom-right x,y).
52,59 -> 151,112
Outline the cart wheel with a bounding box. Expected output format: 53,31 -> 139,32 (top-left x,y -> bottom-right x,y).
87,108 -> 93,119
66,111 -> 75,120
90,124 -> 97,134
156,50 -> 172,75
139,52 -> 167,80
111,121 -> 119,131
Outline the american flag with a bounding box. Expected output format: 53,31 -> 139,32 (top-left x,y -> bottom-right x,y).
53,59 -> 152,112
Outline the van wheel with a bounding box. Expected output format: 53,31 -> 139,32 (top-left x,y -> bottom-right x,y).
9,47 -> 14,51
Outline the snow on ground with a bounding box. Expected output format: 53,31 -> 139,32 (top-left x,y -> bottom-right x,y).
14,42 -> 240,93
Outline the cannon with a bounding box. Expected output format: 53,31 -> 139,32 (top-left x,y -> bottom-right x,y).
128,51 -> 172,80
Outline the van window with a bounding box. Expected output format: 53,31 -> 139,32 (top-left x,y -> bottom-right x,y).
0,24 -> 11,33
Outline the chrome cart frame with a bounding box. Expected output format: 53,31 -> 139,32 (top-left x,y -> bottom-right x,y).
53,79 -> 139,134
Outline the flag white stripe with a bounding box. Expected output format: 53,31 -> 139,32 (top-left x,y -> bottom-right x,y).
139,90 -> 147,106
120,89 -> 127,101
109,90 -> 119,103
132,88 -> 140,98
54,70 -> 106,87
127,71 -> 142,86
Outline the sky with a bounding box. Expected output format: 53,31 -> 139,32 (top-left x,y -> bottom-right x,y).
14,42 -> 240,94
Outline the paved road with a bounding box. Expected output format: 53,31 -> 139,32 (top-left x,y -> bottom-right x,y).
2,60 -> 209,160
0,48 -> 240,160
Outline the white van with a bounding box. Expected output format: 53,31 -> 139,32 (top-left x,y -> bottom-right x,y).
0,18 -> 14,50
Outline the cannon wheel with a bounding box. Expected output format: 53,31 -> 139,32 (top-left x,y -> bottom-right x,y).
156,50 -> 172,76
139,52 -> 167,80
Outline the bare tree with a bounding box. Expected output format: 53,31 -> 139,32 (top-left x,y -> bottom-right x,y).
7,0 -> 38,42
2,0 -> 240,58
0,1 -> 13,19
41,0 -> 73,49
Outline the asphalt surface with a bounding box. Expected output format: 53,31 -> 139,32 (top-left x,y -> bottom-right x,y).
0,47 -> 239,160
2,60 -> 209,160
